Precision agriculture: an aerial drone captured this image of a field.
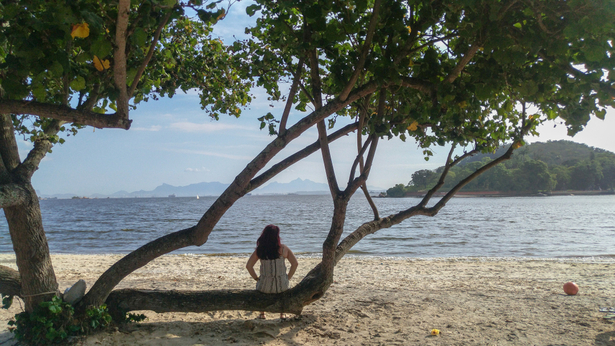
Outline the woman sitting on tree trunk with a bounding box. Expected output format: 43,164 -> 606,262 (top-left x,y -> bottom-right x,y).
246,224 -> 298,319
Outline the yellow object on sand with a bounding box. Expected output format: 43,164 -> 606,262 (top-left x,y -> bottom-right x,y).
431,329 -> 440,336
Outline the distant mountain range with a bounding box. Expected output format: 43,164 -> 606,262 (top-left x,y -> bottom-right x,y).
41,178 -> 386,199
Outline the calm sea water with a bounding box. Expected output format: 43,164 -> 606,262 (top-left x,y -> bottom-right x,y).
0,195 -> 614,258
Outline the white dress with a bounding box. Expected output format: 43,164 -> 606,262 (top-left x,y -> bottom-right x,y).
256,257 -> 289,293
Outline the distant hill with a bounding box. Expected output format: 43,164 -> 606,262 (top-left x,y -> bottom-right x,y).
387,140 -> 615,196
460,140 -> 615,167
40,178 -> 339,198
255,178 -> 329,195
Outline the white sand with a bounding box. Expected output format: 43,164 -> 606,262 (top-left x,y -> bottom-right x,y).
1,254 -> 614,345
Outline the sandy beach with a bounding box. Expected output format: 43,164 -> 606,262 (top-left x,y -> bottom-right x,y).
0,254 -> 614,345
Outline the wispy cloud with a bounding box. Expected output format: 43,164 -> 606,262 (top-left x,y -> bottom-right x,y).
185,167 -> 210,172
164,148 -> 253,160
169,121 -> 249,133
132,125 -> 162,131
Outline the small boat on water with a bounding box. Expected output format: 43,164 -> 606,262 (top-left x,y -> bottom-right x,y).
196,195 -> 200,200
168,194 -> 176,198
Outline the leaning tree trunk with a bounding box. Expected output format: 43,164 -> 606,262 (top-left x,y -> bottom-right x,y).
2,185 -> 59,310
0,114 -> 58,311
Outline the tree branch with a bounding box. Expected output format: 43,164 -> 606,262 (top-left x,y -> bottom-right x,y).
128,11 -> 173,98
249,122 -> 358,192
0,100 -> 132,129
78,84 -> 101,112
14,120 -> 63,180
339,0 -> 381,102
0,114 -> 21,172
418,145 -> 472,207
443,42 -> 481,84
334,143 -> 514,263
347,136 -> 372,185
106,288 -> 305,320
355,99 -> 380,219
428,145 -> 515,213
347,135 -> 379,194
114,0 -> 131,118
279,58 -> 305,136
399,77 -> 435,95
317,120 -> 339,197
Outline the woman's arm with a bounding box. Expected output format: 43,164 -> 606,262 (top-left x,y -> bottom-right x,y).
246,251 -> 259,281
285,247 -> 298,281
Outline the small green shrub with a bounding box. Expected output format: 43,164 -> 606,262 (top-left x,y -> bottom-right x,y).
8,296 -> 113,345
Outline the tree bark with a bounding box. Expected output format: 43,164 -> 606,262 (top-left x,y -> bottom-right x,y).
0,115 -> 59,311
2,184 -> 59,313
0,265 -> 21,298
0,100 -> 131,129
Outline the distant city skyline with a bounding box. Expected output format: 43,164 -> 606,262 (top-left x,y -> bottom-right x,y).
19,1 -> 615,196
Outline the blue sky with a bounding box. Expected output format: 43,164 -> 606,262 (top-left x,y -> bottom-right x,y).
19,2 -> 615,196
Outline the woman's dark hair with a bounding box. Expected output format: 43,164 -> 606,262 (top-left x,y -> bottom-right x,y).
256,224 -> 281,260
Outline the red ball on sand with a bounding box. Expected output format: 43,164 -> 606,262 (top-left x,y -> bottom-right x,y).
563,282 -> 579,295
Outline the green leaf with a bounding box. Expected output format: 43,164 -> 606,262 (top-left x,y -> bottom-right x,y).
246,4 -> 261,16
595,109 -> 606,120
90,38 -> 113,58
132,28 -> 147,48
584,45 -> 604,62
70,76 -> 86,91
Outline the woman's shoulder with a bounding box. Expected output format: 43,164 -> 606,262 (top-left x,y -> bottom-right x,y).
280,244 -> 290,257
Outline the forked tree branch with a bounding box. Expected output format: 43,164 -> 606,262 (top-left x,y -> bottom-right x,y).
249,122 -> 358,192
82,81 -> 381,307
334,142 -> 516,263
428,144 -> 515,212
347,135 -> 379,194
418,144 -> 477,207
356,100 -> 380,220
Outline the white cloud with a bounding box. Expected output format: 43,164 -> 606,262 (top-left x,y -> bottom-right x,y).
132,125 -> 162,131
185,167 -> 210,172
169,121 -> 250,133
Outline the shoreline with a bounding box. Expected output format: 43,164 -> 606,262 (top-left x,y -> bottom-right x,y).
3,252 -> 615,262
1,254 -> 614,345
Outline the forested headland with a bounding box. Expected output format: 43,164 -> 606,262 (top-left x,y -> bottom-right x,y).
386,140 -> 615,197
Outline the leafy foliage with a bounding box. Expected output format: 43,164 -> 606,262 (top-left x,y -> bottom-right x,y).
241,0 -> 615,155
8,296 -> 113,345
0,0 -> 251,141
